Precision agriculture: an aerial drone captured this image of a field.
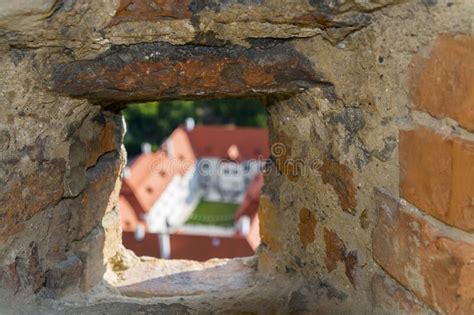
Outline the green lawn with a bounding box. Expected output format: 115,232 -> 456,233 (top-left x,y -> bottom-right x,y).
186,201 -> 238,227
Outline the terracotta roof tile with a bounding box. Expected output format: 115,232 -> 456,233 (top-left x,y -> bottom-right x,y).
186,125 -> 269,161
119,195 -> 139,232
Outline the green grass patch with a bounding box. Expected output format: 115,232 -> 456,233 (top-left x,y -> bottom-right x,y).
186,201 -> 238,226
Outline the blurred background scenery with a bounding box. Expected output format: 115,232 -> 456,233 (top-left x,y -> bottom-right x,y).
123,98 -> 267,158
119,99 -> 268,261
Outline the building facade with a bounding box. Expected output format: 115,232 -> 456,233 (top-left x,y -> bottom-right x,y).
120,124 -> 268,260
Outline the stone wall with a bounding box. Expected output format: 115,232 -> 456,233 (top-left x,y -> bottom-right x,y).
0,0 -> 473,314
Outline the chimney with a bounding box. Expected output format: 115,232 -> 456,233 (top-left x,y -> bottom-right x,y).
123,167 -> 131,179
141,142 -> 152,154
185,117 -> 195,131
227,144 -> 240,161
165,139 -> 174,158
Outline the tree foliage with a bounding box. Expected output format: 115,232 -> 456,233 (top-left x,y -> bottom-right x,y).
123,98 -> 267,158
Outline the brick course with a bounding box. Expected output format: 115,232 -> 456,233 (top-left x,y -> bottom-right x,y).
410,34 -> 474,131
400,127 -> 474,232
373,189 -> 474,314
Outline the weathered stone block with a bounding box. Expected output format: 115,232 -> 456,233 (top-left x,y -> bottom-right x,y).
109,0 -> 192,26
258,195 -> 282,252
373,189 -> 474,314
0,129 -> 10,152
45,255 -> 82,292
81,114 -> 120,169
64,112 -> 122,197
318,157 -> 357,214
51,40 -> 320,102
70,151 -> 123,241
0,159 -> 65,241
102,208 -> 122,262
410,34 -> 474,131
0,0 -> 58,28
400,127 -> 474,232
14,242 -> 45,294
0,262 -> 20,294
71,227 -> 106,292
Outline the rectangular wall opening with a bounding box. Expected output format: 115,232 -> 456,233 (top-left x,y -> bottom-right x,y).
119,98 -> 269,262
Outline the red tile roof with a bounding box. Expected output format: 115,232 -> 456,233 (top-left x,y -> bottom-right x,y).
120,125 -> 268,215
186,125 -> 269,161
246,216 -> 261,250
123,151 -> 191,212
119,195 -> 140,232
166,127 -> 197,167
233,172 -> 263,251
234,172 -> 263,220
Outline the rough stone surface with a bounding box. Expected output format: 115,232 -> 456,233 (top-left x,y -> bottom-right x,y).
318,157 -> 357,214
400,127 -> 474,232
71,151 -> 123,240
258,194 -> 283,252
323,228 -> 358,288
102,208 -> 123,263
71,225 -> 107,292
0,0 -> 59,30
0,262 -> 20,294
109,0 -> 192,26
44,255 -> 83,293
51,40 -> 321,102
373,189 -> 474,314
113,254 -> 258,298
15,241 -> 45,294
298,207 -> 317,249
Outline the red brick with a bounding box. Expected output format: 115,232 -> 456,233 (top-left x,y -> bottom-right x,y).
400,127 -> 474,232
373,189 -> 474,314
410,34 -> 474,131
